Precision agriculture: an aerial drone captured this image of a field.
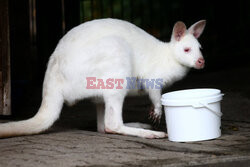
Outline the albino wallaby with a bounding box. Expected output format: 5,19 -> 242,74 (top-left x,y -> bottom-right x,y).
0,18 -> 206,139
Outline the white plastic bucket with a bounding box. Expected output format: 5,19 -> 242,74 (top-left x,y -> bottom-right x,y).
161,88 -> 224,142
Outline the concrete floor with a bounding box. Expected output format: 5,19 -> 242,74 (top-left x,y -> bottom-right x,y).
0,120 -> 250,167
0,66 -> 250,166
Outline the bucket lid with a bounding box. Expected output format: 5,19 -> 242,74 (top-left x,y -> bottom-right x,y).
161,88 -> 223,107
162,88 -> 221,100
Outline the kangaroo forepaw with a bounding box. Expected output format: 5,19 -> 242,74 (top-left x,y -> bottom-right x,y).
148,105 -> 162,126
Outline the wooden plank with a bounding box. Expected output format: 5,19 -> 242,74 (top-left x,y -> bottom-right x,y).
64,0 -> 80,32
0,0 -> 11,115
0,71 -> 2,114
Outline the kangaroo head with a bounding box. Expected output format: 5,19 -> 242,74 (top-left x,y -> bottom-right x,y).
170,20 -> 206,69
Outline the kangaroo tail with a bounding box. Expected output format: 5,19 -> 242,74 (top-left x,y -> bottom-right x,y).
0,90 -> 64,138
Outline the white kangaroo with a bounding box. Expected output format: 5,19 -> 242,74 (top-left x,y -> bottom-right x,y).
0,18 -> 206,139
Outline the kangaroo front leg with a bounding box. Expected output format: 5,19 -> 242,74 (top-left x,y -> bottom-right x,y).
148,89 -> 162,123
104,95 -> 167,139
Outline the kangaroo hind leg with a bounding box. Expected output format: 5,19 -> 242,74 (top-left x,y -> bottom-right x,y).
103,94 -> 167,139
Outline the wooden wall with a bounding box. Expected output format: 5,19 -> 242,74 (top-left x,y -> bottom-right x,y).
0,0 -> 11,115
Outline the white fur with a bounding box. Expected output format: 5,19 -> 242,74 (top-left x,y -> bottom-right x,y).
0,18 -> 205,138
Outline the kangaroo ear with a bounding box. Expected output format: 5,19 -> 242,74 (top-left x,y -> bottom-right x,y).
172,21 -> 187,41
188,20 -> 206,38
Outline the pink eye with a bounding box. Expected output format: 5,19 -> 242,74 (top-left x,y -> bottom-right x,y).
184,48 -> 191,53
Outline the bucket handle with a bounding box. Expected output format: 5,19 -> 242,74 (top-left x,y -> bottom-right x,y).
199,102 -> 223,117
